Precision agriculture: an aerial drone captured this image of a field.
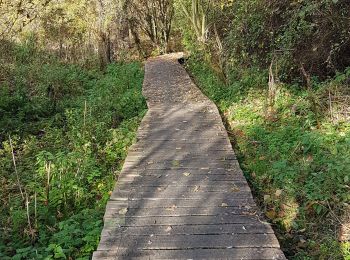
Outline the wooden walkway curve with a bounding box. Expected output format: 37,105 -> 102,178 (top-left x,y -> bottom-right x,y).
93,54 -> 286,259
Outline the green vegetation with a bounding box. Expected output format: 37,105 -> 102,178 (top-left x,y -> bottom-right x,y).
0,40 -> 146,259
174,1 -> 350,258
187,55 -> 350,259
1,0 -> 350,259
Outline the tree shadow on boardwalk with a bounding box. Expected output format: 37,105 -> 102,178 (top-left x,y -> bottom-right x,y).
93,55 -> 286,260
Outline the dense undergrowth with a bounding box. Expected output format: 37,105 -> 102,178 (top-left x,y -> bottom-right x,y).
0,40 -> 147,259
187,55 -> 350,259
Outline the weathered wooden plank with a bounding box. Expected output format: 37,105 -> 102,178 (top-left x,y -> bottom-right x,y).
103,215 -> 261,228
115,182 -> 251,192
97,234 -> 281,251
142,119 -> 222,125
111,189 -> 253,201
104,204 -> 257,218
129,141 -> 232,150
93,248 -> 286,260
118,170 -> 241,176
117,173 -> 246,185
132,139 -> 230,146
138,121 -> 226,129
104,198 -> 256,210
104,199 -> 256,210
136,130 -> 227,137
120,169 -> 242,177
126,151 -> 237,161
136,129 -> 227,136
101,223 -> 273,237
124,156 -> 239,163
119,166 -> 241,175
119,167 -> 244,175
115,181 -> 248,190
123,159 -> 238,170
138,125 -> 224,132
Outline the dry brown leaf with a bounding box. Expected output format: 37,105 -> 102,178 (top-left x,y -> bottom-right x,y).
231,187 -> 240,192
264,195 -> 271,202
275,189 -> 282,197
193,185 -> 200,192
118,208 -> 128,215
266,210 -> 276,220
165,226 -> 173,232
166,205 -> 177,211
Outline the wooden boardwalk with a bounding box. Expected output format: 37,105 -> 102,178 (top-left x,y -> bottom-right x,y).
93,54 -> 286,259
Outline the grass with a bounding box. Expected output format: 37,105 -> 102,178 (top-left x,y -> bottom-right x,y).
186,55 -> 350,259
0,40 -> 147,259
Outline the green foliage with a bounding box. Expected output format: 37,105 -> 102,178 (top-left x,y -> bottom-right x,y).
0,41 -> 146,259
224,0 -> 350,79
180,0 -> 208,45
178,2 -> 350,256
187,55 -> 350,259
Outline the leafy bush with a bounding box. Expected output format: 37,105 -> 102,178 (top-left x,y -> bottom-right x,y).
0,41 -> 146,259
175,0 -> 350,82
224,0 -> 350,80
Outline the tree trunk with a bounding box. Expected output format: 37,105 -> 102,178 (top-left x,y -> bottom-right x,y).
98,31 -> 111,70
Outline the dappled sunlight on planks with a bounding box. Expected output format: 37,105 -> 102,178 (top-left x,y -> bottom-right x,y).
93,53 -> 286,260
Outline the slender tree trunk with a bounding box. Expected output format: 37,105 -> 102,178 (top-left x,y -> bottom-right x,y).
98,30 -> 111,70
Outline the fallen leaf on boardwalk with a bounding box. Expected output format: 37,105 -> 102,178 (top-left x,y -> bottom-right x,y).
221,203 -> 228,207
231,187 -> 240,192
166,205 -> 177,211
118,208 -> 128,215
172,160 -> 180,167
193,185 -> 200,192
242,211 -> 255,216
183,172 -> 191,177
165,226 -> 172,232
